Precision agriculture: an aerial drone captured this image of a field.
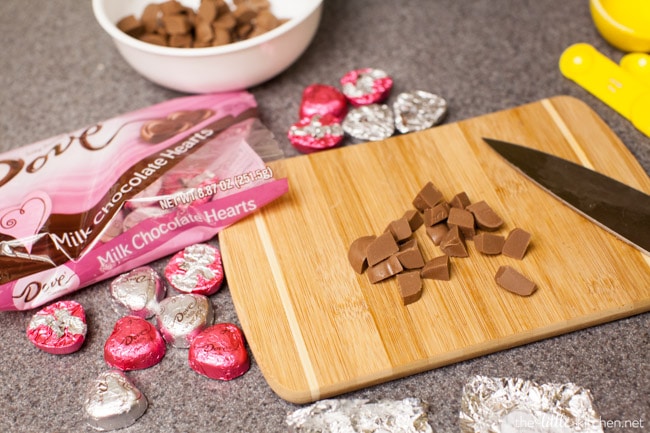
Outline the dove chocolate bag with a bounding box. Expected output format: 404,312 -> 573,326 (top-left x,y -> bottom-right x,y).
0,92 -> 288,311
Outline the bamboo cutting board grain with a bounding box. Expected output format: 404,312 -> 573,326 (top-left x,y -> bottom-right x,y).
219,96 -> 650,403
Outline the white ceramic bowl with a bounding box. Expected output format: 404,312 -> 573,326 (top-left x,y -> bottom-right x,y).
92,0 -> 323,93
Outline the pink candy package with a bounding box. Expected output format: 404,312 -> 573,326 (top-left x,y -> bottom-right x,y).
0,92 -> 288,311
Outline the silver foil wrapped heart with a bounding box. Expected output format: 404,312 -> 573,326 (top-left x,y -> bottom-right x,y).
285,398 -> 434,432
156,293 -> 214,348
342,104 -> 395,142
459,375 -> 604,433
83,370 -> 148,431
110,266 -> 166,319
393,91 -> 448,134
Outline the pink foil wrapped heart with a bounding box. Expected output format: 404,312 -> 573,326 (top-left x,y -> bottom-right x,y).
164,243 -> 224,296
104,316 -> 166,371
299,84 -> 348,123
188,323 -> 250,380
287,114 -> 345,154
27,300 -> 87,355
340,68 -> 394,107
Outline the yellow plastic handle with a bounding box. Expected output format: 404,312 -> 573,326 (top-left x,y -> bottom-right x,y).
620,53 -> 650,87
559,43 -> 650,137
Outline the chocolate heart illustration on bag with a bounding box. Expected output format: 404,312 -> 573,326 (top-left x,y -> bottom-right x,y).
0,191 -> 52,253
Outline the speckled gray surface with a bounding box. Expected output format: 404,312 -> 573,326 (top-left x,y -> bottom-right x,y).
0,1 -> 648,432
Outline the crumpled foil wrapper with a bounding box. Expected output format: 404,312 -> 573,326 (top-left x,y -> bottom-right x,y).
342,104 -> 395,141
286,398 -> 435,433
459,376 -> 603,433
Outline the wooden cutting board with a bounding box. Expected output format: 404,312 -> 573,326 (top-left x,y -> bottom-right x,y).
219,96 -> 650,404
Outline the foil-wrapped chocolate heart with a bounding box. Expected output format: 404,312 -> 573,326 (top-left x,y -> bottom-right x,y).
188,323 -> 250,380
342,104 -> 395,141
104,316 -> 166,371
26,300 -> 87,355
110,266 -> 166,319
164,243 -> 224,296
83,370 -> 148,431
156,294 -> 214,348
393,90 -> 448,134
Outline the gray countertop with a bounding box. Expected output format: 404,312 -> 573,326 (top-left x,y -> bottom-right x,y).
0,1 -> 648,432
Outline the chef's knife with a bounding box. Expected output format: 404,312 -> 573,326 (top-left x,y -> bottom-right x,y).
483,138 -> 650,255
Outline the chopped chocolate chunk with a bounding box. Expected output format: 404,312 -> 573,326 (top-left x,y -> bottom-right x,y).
447,207 -> 476,239
197,0 -> 218,22
195,20 -> 214,43
367,256 -> 403,284
395,239 -> 425,269
162,14 -> 190,35
495,265 -> 536,296
140,33 -> 168,46
421,255 -> 450,280
348,235 -> 376,274
366,231 -> 399,267
213,13 -> 237,30
160,0 -> 184,16
169,33 -> 193,47
426,223 -> 449,246
385,216 -> 412,242
402,209 -> 424,231
412,181 -> 444,212
449,191 -> 471,209
502,228 -> 531,260
397,271 -> 423,305
212,27 -> 232,45
467,200 -> 504,231
117,15 -> 146,38
141,4 -> 162,33
473,232 -> 505,255
440,225 -> 468,257
423,202 -> 450,226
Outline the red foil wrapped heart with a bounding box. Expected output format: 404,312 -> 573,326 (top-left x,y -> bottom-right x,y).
188,323 -> 250,381
27,300 -> 87,355
299,84 -> 348,123
104,316 -> 166,371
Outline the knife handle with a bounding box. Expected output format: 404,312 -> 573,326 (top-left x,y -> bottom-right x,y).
559,43 -> 650,137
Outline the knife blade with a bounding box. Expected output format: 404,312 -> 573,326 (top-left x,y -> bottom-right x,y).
483,138 -> 650,255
